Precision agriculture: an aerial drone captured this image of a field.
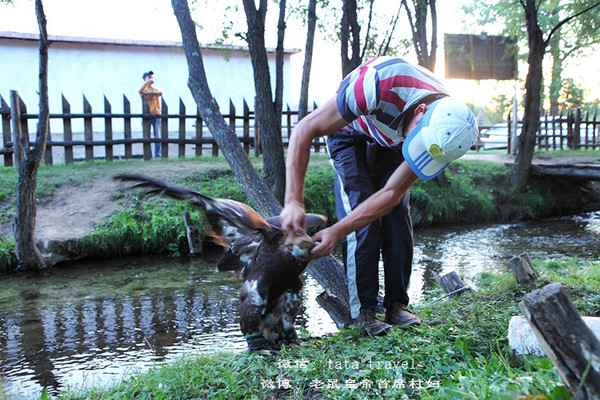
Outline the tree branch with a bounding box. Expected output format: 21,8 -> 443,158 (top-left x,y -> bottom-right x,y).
544,1 -> 600,47
360,0 -> 375,62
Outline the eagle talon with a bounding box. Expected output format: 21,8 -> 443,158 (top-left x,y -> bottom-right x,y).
246,335 -> 279,352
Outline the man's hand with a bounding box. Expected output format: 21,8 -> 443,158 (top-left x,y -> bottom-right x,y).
279,200 -> 306,234
310,226 -> 342,259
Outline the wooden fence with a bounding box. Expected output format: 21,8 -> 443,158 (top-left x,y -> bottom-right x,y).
533,109 -> 599,150
0,92 -> 326,167
488,109 -> 600,152
2,92 -> 598,167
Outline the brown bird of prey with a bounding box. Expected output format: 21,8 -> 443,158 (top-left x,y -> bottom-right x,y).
114,174 -> 326,351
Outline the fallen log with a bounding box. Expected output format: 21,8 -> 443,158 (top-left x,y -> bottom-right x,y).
530,163 -> 600,181
520,282 -> 600,399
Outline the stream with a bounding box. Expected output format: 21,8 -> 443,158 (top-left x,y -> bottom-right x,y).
0,211 -> 599,398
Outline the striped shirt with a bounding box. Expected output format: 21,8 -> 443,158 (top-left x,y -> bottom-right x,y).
336,56 -> 449,147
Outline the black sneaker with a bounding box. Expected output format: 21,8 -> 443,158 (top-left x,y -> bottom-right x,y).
385,302 -> 422,327
354,309 -> 391,336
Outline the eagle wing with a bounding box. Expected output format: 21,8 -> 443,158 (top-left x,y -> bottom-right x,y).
114,174 -> 274,266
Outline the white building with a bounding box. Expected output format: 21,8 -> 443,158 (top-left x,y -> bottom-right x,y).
0,31 -> 299,115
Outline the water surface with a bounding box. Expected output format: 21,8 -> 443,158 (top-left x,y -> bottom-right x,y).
0,211 -> 598,398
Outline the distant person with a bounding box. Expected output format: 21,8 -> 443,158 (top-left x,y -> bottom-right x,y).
138,71 -> 163,158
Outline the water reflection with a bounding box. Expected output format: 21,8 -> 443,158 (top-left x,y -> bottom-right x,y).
0,254 -> 250,398
0,211 -> 598,398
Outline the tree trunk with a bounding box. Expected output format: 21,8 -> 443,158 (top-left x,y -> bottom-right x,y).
340,0 -> 361,77
14,155 -> 46,270
298,0 -> 317,121
548,26 -> 561,116
171,0 -> 351,325
510,0 -> 546,190
274,0 -> 286,118
402,0 -> 437,70
241,0 -> 286,203
428,0 -> 437,70
171,0 -> 280,217
13,0 -> 50,271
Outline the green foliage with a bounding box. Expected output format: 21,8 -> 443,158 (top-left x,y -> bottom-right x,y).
304,165 -> 336,222
79,196 -> 200,258
0,166 -> 18,225
181,169 -> 248,203
559,78 -> 585,112
0,235 -> 16,270
410,161 -> 505,227
0,156 -> 594,273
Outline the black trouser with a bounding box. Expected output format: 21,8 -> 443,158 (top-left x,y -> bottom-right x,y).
326,130 -> 413,319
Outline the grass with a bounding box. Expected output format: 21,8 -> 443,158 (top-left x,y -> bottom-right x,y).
57,257 -> 598,399
1,153 -> 599,272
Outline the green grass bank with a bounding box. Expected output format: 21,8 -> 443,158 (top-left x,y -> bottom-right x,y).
0,152 -> 599,272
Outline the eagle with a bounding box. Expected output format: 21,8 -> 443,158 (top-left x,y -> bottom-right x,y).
114,174 -> 326,351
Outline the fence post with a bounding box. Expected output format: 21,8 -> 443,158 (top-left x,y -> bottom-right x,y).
9,90 -> 24,169
594,110 -> 598,148
104,95 -> 113,162
83,95 -> 94,162
62,94 -> 73,164
211,100 -> 220,156
178,98 -> 186,158
44,120 -> 53,165
1,95 -> 13,167
195,105 -> 203,157
160,98 -> 168,159
243,99 -> 250,155
573,108 -> 581,150
286,104 -> 292,148
254,96 -> 261,157
582,110 -> 590,148
123,95 -> 132,159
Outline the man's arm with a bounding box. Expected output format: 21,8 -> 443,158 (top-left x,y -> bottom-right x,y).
310,162 -> 419,258
145,87 -> 163,96
280,96 -> 348,233
138,81 -> 152,95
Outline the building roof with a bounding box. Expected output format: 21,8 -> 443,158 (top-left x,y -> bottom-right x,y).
0,31 -> 300,54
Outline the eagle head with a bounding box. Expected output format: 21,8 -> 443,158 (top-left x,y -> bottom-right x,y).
282,231 -> 316,264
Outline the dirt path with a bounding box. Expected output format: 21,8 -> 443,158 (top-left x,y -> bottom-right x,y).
34,177 -> 124,241
0,160 -> 228,241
